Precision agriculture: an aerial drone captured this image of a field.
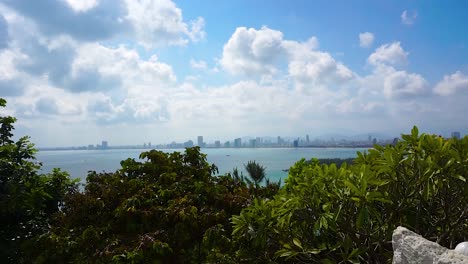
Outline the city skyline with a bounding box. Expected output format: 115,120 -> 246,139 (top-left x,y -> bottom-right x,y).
38,130 -> 463,150
0,1 -> 467,147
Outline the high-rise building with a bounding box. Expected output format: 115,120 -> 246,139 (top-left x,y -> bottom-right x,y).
451,131 -> 461,139
293,139 -> 299,148
102,140 -> 108,149
224,141 -> 231,148
197,136 -> 204,147
249,139 -> 257,148
215,140 -> 221,148
306,134 -> 310,143
234,138 -> 242,148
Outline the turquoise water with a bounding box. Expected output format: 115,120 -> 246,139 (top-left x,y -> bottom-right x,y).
36,147 -> 368,182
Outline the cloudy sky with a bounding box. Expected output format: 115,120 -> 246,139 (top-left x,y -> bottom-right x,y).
0,0 -> 467,147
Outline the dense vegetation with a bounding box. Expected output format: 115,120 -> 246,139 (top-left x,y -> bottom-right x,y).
230,127 -> 467,263
1,98 -> 467,263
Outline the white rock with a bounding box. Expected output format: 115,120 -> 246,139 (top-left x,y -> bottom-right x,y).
455,242 -> 468,256
392,226 -> 468,264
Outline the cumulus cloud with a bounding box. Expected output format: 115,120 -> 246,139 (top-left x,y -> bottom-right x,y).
287,52 -> 353,86
2,0 -> 127,41
190,59 -> 207,70
2,0 -> 204,48
0,49 -> 29,96
221,26 -> 285,76
358,61 -> 428,100
368,42 -> 408,66
434,71 -> 468,96
359,32 -> 374,48
401,10 -> 417,25
383,70 -> 427,98
62,0 -> 99,12
124,0 -> 205,48
35,97 -> 59,114
0,15 -> 9,49
66,44 -> 175,92
0,3 -> 466,146
221,26 -> 353,90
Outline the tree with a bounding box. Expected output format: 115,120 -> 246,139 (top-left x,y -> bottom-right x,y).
32,147 -> 252,263
0,98 -> 77,263
231,127 -> 468,263
244,160 -> 266,186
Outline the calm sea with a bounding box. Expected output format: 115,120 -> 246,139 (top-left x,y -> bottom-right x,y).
36,148 -> 368,182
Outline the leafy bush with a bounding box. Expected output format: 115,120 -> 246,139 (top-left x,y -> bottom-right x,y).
231,127 -> 468,263
33,147 -> 253,263
0,99 -> 77,263
2,97 -> 466,263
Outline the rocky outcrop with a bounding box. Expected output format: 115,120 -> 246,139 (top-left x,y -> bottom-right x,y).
392,226 -> 468,264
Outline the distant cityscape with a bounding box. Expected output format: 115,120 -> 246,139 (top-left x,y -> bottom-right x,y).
38,131 -> 463,151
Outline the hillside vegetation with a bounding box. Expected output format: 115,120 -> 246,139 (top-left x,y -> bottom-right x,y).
1,98 -> 467,263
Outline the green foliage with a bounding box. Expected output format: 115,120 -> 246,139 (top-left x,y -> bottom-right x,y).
244,160 -> 266,186
0,99 -> 77,263
231,126 -> 468,263
2,100 -> 466,264
34,147 -> 252,263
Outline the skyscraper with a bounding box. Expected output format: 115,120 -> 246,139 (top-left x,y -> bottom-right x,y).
101,140 -> 108,149
234,138 -> 242,148
293,139 -> 299,148
197,136 -> 204,147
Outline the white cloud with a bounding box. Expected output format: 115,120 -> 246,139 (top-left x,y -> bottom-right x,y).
62,0 -> 99,12
190,59 -> 207,70
69,43 -> 176,92
221,26 -> 285,76
383,70 -> 427,98
358,63 -> 428,100
0,49 -> 21,80
287,53 -> 353,86
359,32 -> 374,48
188,17 -> 206,42
434,71 -> 468,96
368,42 -> 408,66
1,4 -> 466,146
401,10 -> 417,25
124,0 -> 205,48
221,26 -> 353,90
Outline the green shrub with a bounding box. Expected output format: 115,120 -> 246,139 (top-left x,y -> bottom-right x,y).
0,99 -> 77,263
231,127 -> 468,263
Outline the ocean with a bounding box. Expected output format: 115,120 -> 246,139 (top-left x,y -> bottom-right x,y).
36,147 -> 369,182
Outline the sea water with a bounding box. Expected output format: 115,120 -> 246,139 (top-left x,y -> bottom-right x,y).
36,147 -> 368,182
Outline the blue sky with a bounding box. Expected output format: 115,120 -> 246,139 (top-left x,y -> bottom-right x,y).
0,0 -> 467,147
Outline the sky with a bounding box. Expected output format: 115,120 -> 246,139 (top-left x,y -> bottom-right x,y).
0,0 -> 467,147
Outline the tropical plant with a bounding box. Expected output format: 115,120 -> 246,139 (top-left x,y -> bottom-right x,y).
32,147 -> 252,263
231,126 -> 468,263
244,160 -> 266,186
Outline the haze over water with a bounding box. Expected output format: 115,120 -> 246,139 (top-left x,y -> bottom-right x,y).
37,148 -> 368,182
